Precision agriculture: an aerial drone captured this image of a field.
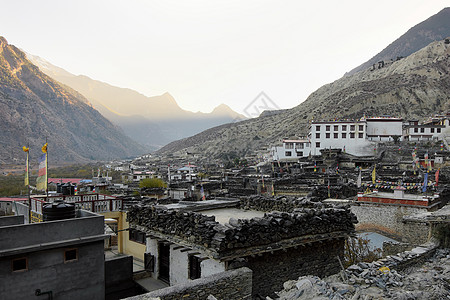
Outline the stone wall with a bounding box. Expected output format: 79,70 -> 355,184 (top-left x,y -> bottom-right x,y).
247,239 -> 345,298
125,267 -> 252,300
127,203 -> 356,256
350,202 -> 430,245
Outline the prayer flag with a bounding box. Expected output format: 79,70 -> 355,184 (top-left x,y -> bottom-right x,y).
422,172 -> 428,193
372,165 -> 376,184
36,153 -> 47,191
23,147 -> 29,186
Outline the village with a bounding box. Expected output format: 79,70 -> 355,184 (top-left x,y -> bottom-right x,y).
1,114 -> 449,300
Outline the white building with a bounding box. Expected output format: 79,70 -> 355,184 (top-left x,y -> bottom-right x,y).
403,116 -> 450,141
309,119 -> 374,157
366,117 -> 403,141
271,139 -> 311,161
170,165 -> 197,181
272,116 -> 413,160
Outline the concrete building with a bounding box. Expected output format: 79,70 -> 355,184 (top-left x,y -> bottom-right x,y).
365,117 -> 403,141
170,165 -> 197,181
0,210 -> 106,300
309,119 -> 374,157
271,139 -> 311,161
403,116 -> 449,141
123,171 -> 162,183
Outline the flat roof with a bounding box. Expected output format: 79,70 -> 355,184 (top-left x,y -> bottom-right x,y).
200,208 -> 265,224
360,191 -> 434,201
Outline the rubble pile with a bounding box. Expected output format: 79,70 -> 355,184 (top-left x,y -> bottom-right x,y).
275,246 -> 450,299
127,204 -> 356,253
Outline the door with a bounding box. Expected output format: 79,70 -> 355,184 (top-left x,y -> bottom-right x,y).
158,243 -> 170,283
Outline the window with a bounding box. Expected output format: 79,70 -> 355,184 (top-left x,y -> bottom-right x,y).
342,125 -> 347,131
350,125 -> 355,131
315,125 -> 320,131
326,133 -> 330,138
12,258 -> 27,272
65,249 -> 78,262
420,128 -> 425,133
316,133 -> 320,138
285,151 -> 292,157
350,133 -> 355,139
296,151 -> 303,157
358,125 -> 364,131
334,125 -> 338,131
298,143 -> 304,149
414,128 -> 418,133
285,143 -> 293,149
437,128 -> 441,133
358,133 -> 364,138
316,142 -> 320,148
326,125 -> 330,131
334,133 -> 338,138
431,128 -> 435,133
189,255 -> 201,280
129,228 -> 146,244
342,133 -> 347,138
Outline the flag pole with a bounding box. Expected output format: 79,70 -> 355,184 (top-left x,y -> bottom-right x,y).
45,137 -> 48,200
27,146 -> 31,223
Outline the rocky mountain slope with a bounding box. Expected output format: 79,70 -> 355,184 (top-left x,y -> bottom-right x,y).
26,55 -> 246,150
157,38 -> 450,159
0,37 -> 145,164
346,7 -> 450,76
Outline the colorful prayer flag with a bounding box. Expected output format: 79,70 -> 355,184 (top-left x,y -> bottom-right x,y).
36,153 -> 47,191
422,172 -> 428,193
372,165 -> 376,184
23,147 -> 29,186
357,168 -> 362,188
41,143 -> 48,153
200,185 -> 205,200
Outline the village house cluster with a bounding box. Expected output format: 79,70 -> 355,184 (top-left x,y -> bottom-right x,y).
1,113 -> 449,299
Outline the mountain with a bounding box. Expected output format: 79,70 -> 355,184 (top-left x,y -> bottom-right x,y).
0,37 -> 145,164
157,37 -> 450,159
26,55 -> 246,150
346,7 -> 450,76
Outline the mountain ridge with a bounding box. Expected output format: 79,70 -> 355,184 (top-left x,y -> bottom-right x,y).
0,36 -> 145,164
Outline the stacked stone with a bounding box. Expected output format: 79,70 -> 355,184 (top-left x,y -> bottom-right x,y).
127,206 -> 219,248
127,203 -> 357,253
240,195 -> 332,212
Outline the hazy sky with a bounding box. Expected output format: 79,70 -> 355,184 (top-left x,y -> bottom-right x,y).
1,1 -> 448,115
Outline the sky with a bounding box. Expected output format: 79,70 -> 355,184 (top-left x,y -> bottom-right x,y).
1,1 -> 448,115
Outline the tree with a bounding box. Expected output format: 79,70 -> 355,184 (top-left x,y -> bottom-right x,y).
343,235 -> 382,267
139,178 -> 167,189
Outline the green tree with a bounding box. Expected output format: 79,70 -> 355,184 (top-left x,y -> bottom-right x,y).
139,178 -> 167,189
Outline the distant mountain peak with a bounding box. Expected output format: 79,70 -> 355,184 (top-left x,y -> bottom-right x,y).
212,103 -> 233,113
0,36 -> 8,47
